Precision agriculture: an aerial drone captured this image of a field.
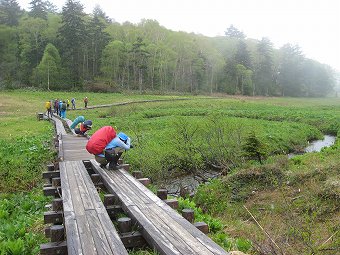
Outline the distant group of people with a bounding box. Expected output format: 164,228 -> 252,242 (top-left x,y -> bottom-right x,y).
44,97 -> 89,119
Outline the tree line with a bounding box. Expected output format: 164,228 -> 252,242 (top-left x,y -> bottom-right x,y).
0,0 -> 336,97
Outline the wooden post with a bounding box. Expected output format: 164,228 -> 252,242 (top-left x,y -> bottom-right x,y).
194,222 -> 209,234
157,189 -> 168,200
118,217 -> 132,233
132,171 -> 143,179
47,164 -> 55,172
91,174 -> 101,184
104,194 -> 116,207
52,198 -> 63,212
138,178 -> 151,186
52,177 -> 61,187
165,199 -> 179,209
50,225 -> 65,242
182,208 -> 194,223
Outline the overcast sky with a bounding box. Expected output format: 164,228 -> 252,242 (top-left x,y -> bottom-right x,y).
18,0 -> 340,71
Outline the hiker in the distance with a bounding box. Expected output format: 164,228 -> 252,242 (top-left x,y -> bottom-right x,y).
45,100 -> 52,119
60,101 -> 67,118
84,97 -> 88,108
71,97 -> 76,110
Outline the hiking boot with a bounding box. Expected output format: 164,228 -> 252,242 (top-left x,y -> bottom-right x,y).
108,162 -> 119,170
100,163 -> 107,169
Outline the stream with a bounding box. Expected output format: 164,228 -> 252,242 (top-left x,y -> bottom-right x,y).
164,135 -> 337,196
288,135 -> 336,158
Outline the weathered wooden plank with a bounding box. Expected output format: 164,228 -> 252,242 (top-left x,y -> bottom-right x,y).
40,241 -> 67,255
74,161 -> 106,213
97,212 -> 129,254
127,205 -> 182,255
158,201 -> 228,255
60,162 -> 74,213
64,211 -> 83,255
70,161 -> 94,211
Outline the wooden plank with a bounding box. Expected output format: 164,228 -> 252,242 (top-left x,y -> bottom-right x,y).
40,241 -> 67,255
64,211 -> 83,255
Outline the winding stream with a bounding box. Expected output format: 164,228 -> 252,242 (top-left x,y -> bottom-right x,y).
165,135 -> 337,195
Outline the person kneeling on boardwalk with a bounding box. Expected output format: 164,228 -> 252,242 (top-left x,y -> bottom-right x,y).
74,120 -> 92,136
86,126 -> 133,170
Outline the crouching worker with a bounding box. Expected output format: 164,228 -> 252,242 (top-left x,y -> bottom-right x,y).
86,126 -> 133,170
75,120 -> 92,136
96,132 -> 133,170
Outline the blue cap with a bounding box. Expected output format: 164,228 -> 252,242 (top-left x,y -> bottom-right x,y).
118,132 -> 128,141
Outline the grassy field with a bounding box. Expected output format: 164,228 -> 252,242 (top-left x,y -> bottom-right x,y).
0,90 -> 339,254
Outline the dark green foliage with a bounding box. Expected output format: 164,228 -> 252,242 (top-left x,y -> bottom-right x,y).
242,131 -> 267,164
0,1 -> 336,94
0,0 -> 22,26
0,191 -> 49,255
0,133 -> 55,192
58,0 -> 86,87
29,0 -> 47,20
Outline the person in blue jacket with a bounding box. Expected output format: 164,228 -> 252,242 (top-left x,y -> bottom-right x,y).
95,132 -> 133,170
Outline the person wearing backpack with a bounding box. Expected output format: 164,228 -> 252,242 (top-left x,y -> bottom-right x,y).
45,100 -> 52,119
74,120 -> 92,136
60,101 -> 67,118
86,126 -> 133,170
71,98 -> 76,110
97,132 -> 133,170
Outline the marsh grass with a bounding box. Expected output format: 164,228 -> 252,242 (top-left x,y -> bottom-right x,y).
1,90 -> 340,254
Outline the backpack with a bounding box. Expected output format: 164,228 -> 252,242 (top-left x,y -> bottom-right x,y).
86,126 -> 116,155
70,116 -> 85,129
61,103 -> 67,111
45,101 -> 51,109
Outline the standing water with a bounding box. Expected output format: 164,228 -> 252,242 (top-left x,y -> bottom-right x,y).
304,135 -> 336,152
288,135 -> 336,158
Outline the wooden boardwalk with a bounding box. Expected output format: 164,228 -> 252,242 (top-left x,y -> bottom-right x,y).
60,161 -> 128,255
42,115 -> 229,255
91,160 -> 228,255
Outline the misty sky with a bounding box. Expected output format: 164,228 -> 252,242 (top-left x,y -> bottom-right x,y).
18,0 -> 340,71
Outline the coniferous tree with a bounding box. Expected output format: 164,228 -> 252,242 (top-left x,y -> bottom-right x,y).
87,5 -> 110,79
254,37 -> 274,95
58,0 -> 86,87
278,44 -> 305,96
29,0 -> 47,20
0,0 -> 21,26
225,24 -> 245,39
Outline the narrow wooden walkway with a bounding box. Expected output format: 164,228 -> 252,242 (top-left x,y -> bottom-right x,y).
60,161 -> 128,255
91,160 -> 228,255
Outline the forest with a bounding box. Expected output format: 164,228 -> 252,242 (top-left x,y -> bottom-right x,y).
0,0 -> 337,97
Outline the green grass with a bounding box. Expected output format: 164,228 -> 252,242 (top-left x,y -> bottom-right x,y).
1,90 -> 340,254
